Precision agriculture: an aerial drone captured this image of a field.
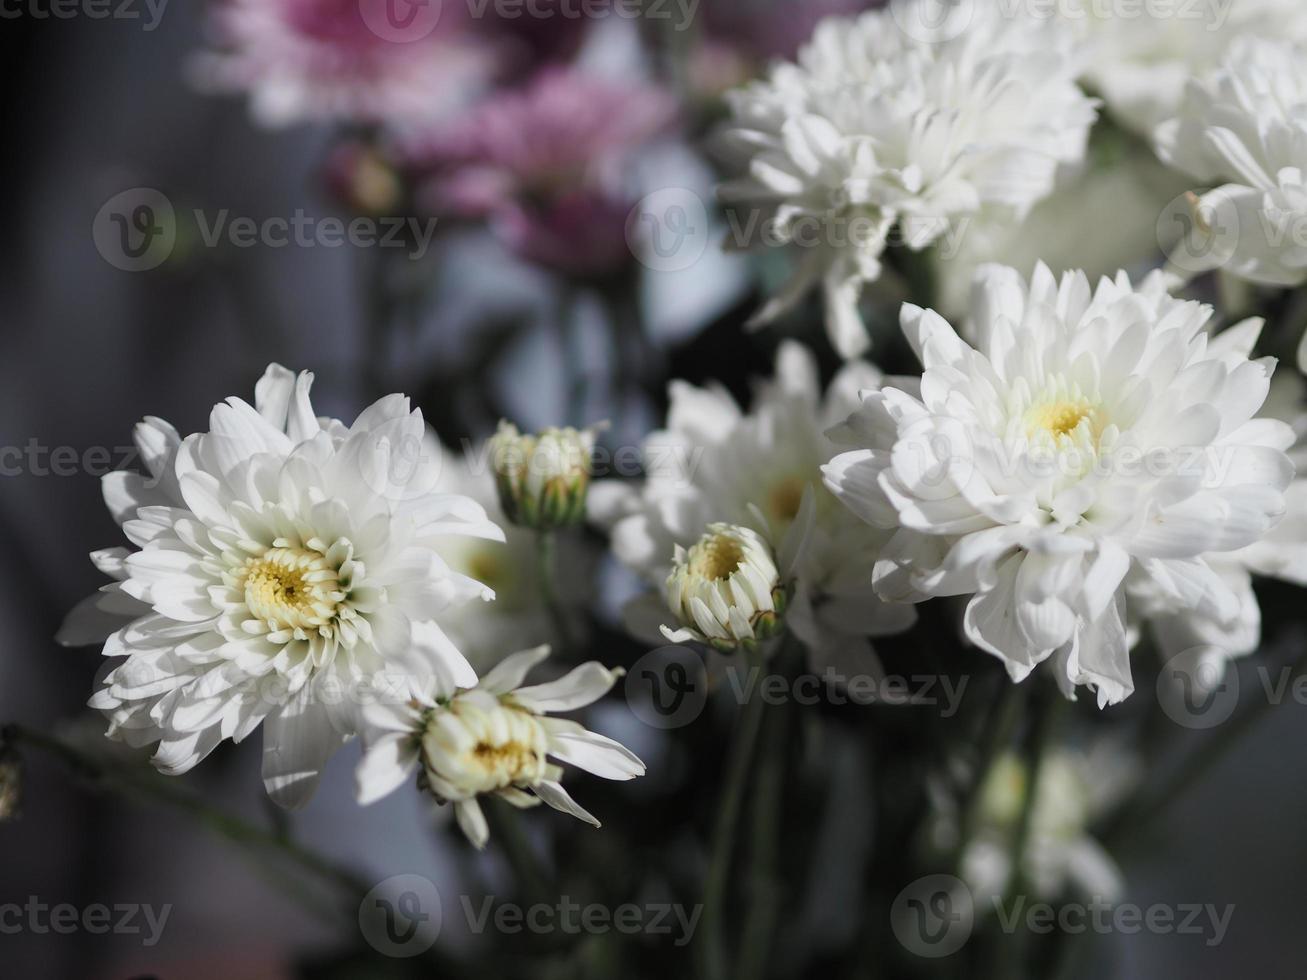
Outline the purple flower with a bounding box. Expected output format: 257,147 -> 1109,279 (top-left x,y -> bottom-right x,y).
399,69 -> 678,278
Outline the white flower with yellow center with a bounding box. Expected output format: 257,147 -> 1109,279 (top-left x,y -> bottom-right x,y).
593,342 -> 914,669
824,263 -> 1294,705
1155,37 -> 1307,289
355,646 -> 644,848
663,524 -> 786,653
716,0 -> 1096,358
56,365 -> 503,807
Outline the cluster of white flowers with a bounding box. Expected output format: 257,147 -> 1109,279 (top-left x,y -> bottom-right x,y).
53,0 -> 1307,873
595,342 -> 915,671
59,367 -> 641,841
717,0 -> 1097,358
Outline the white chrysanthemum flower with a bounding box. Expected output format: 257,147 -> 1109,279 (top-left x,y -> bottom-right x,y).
716,0 -> 1096,358
958,746 -> 1136,905
426,436 -> 589,671
593,342 -> 915,669
1139,371 -> 1307,686
1073,0 -> 1307,137
663,524 -> 786,653
823,264 -> 1294,706
355,645 -> 643,849
56,365 -> 504,807
488,421 -> 597,531
1154,36 -> 1307,288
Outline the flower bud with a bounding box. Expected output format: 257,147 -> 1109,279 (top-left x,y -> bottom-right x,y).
662,524 -> 786,653
488,422 -> 596,530
418,691 -> 555,804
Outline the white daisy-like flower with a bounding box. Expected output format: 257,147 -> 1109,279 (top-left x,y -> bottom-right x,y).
593,341 -> 915,670
56,365 -> 504,807
663,524 -> 787,653
1154,36 -> 1307,288
355,645 -> 643,849
957,746 -> 1136,905
823,263 -> 1294,706
1073,0 -> 1307,137
716,0 -> 1096,358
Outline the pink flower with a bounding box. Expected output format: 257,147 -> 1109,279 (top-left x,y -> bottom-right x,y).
398,69 -> 678,278
194,0 -> 496,127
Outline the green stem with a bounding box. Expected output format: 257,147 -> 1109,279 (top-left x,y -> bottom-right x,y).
736,659 -> 793,980
991,690 -> 1063,980
3,725 -> 370,903
535,530 -> 575,654
698,646 -> 770,980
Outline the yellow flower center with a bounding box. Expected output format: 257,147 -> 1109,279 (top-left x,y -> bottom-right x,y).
471,739 -> 540,783
241,547 -> 344,632
1026,396 -> 1104,445
688,533 -> 745,581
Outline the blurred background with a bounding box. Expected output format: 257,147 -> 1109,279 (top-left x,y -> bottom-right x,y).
2,2 -> 1307,978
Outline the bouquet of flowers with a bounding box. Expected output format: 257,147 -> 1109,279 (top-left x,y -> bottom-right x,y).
10,0 -> 1307,976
